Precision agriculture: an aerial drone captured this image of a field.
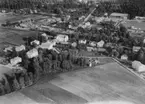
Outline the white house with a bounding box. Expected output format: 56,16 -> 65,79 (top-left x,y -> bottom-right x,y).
110,13 -> 128,22
95,17 -> 105,23
79,39 -> 87,44
97,40 -> 105,48
15,45 -> 26,52
55,34 -> 69,43
89,41 -> 97,47
121,54 -> 128,60
4,46 -> 13,52
41,33 -> 47,37
39,40 -> 56,50
10,57 -> 22,66
30,40 -> 40,46
132,61 -> 145,73
71,42 -> 77,48
26,48 -> 38,59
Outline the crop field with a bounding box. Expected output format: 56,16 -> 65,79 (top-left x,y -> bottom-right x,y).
0,27 -> 38,48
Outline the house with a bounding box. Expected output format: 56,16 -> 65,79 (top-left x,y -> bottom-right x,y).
10,57 -> 22,66
110,13 -> 128,22
133,46 -> 141,53
97,40 -> 105,48
26,48 -> 38,59
55,34 -> 69,43
71,42 -> 77,48
121,54 -> 128,60
39,40 -> 56,50
89,41 -> 97,47
79,39 -> 87,44
81,22 -> 91,29
41,33 -> 47,37
30,40 -> 40,46
132,61 -> 145,73
4,46 -> 13,52
15,45 -> 25,52
87,47 -> 94,52
95,17 -> 105,23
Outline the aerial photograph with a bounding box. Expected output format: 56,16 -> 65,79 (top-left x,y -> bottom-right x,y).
0,0 -> 145,104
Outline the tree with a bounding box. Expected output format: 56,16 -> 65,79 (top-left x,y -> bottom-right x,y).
24,73 -> 31,86
0,82 -> 5,95
1,77 -> 11,94
22,56 -> 30,69
4,72 -> 20,91
18,76 -> 25,89
43,58 -> 52,74
61,60 -> 71,71
47,54 -> 53,61
137,48 -> 145,64
28,72 -> 34,84
32,57 -> 42,81
52,60 -> 58,73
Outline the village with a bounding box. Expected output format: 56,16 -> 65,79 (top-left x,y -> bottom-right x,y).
0,0 -> 145,104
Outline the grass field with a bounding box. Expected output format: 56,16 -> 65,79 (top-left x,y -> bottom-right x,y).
123,20 -> 145,31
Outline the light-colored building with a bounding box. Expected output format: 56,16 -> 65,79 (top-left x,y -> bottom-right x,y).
110,13 -> 128,22
97,40 -> 105,48
71,42 -> 77,48
4,46 -> 13,52
79,39 -> 87,44
26,48 -> 38,59
15,45 -> 26,52
89,41 -> 97,47
55,34 -> 69,43
10,57 -> 22,66
39,40 -> 56,50
121,54 -> 128,60
87,47 -> 94,52
132,61 -> 145,73
30,40 -> 40,46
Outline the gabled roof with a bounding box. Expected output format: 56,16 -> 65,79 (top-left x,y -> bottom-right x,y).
110,13 -> 128,17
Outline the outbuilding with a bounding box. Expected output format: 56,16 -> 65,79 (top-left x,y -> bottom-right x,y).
55,34 -> 69,43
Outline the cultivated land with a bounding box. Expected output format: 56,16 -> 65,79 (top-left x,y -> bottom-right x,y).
0,58 -> 145,104
0,13 -> 39,48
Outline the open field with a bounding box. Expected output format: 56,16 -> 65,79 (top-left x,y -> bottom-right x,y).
123,20 -> 145,31
0,14 -> 43,48
0,27 -> 38,48
0,59 -> 145,104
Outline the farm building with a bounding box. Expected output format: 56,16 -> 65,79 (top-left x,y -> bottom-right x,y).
55,34 -> 69,43
110,13 -> 128,22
